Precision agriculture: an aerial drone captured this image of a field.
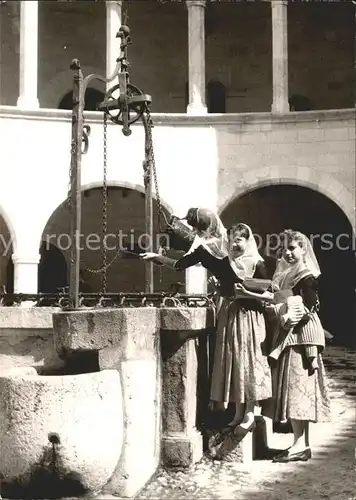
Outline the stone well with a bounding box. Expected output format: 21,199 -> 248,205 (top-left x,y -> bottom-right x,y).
0,366 -> 123,498
52,307 -> 161,499
0,302 -> 243,498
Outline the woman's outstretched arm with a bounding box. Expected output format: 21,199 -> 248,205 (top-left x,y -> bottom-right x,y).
140,249 -> 201,270
140,252 -> 178,269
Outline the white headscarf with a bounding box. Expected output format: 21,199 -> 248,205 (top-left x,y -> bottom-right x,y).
228,223 -> 264,278
191,210 -> 229,259
183,208 -> 246,280
273,231 -> 321,290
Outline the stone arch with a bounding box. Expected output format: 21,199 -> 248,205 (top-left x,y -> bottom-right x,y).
220,182 -> 356,346
58,88 -> 105,111
0,205 -> 17,294
0,205 -> 17,254
39,182 -> 180,293
38,242 -> 68,293
80,181 -> 174,215
289,94 -> 312,111
219,166 -> 355,231
38,180 -> 175,259
40,66 -> 106,110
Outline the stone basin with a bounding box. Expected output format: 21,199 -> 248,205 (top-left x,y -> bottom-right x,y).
52,307 -> 159,356
51,307 -> 161,498
0,366 -> 123,498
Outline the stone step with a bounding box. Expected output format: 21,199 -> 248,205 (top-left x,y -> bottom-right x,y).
205,426 -> 254,464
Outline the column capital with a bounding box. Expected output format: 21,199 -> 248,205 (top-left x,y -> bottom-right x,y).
12,254 -> 41,265
271,0 -> 288,7
185,0 -> 207,9
105,1 -> 123,7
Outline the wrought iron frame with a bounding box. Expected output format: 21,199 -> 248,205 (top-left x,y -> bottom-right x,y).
0,292 -> 214,310
68,25 -> 153,309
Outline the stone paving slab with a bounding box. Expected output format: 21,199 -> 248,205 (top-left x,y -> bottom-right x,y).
137,402 -> 355,500
137,346 -> 356,500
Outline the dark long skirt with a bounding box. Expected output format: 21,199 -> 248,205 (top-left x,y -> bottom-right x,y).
210,297 -> 272,406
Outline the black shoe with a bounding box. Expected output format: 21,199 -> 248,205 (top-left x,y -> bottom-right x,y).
273,446 -> 291,459
272,448 -> 312,463
308,366 -> 319,376
233,420 -> 256,439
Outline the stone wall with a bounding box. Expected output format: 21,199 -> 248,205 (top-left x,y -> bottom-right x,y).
216,110 -> 355,222
0,306 -> 163,498
0,1 -> 353,111
0,308 -> 63,374
0,107 -> 354,294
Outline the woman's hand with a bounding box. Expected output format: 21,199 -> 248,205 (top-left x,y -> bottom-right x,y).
235,284 -> 275,303
234,283 -> 250,297
261,291 -> 274,301
139,252 -> 160,260
208,276 -> 219,287
235,283 -> 247,293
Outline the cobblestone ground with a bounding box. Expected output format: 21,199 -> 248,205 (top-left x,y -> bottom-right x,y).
137,346 -> 356,500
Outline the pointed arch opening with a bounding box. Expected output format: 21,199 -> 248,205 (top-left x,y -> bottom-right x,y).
58,87 -> 105,111
39,184 -> 184,294
207,80 -> 226,113
0,212 -> 15,294
221,184 -> 355,348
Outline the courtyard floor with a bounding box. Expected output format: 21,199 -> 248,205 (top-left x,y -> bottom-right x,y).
137,346 -> 356,500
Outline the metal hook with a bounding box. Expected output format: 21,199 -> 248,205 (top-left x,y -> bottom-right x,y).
58,297 -> 67,308
161,297 -> 182,308
81,124 -> 91,154
97,296 -> 106,308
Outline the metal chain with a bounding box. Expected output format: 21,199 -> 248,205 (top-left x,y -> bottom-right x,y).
84,252 -> 122,274
101,112 -> 108,293
145,106 -> 164,230
71,108 -> 164,289
66,140 -> 76,210
145,105 -> 165,285
82,112 -> 121,278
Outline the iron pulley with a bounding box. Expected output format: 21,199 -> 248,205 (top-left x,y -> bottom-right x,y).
98,82 -> 152,136
97,25 -> 152,136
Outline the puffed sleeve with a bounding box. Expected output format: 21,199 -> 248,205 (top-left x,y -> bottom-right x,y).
294,275 -> 320,312
174,248 -> 201,271
253,260 -> 268,279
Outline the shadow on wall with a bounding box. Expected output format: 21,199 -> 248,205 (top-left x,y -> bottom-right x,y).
38,243 -> 68,294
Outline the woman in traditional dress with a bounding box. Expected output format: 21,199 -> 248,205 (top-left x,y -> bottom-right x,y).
209,223 -> 273,432
266,229 -> 331,463
140,212 -> 274,434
